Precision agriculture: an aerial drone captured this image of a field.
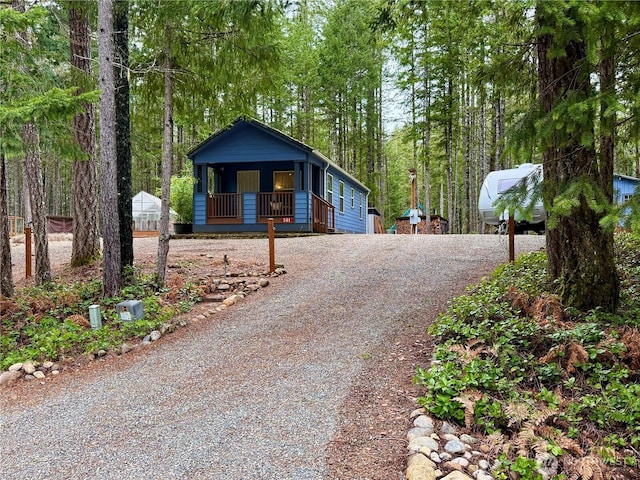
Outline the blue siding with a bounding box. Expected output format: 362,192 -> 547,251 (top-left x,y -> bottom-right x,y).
614,176 -> 638,204
194,193 -> 206,224
243,193 -> 257,223
193,124 -> 306,164
295,191 -> 311,226
328,166 -> 367,234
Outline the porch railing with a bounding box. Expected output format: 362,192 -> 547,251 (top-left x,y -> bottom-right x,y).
312,193 -> 335,233
257,192 -> 294,219
207,193 -> 242,223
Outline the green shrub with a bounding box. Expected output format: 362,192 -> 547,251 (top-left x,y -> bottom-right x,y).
415,236 -> 640,471
170,174 -> 195,223
0,273 -> 199,370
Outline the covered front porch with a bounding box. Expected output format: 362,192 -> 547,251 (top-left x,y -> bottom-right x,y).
206,191 -> 334,233
193,159 -> 334,233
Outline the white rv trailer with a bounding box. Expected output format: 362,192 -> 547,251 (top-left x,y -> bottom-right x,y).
478,163 -> 545,233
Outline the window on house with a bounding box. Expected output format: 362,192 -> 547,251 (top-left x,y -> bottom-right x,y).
339,180 -> 345,213
327,174 -> 333,205
360,193 -> 364,219
274,171 -> 295,191
351,188 -> 355,209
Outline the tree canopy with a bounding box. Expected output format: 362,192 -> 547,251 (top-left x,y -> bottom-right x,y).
2,0 -> 640,311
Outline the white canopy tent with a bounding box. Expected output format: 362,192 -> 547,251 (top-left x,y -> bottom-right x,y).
132,191 -> 176,231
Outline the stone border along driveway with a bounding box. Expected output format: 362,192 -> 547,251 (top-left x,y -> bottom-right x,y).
0,234 -> 545,480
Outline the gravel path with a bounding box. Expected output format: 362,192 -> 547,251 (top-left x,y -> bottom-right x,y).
1,234 -> 544,480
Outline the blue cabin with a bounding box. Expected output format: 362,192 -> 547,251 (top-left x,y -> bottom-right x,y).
614,173 -> 639,205
187,118 -> 370,234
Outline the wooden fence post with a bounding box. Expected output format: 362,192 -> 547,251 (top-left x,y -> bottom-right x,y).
268,218 -> 275,273
509,214 -> 515,262
25,226 -> 32,278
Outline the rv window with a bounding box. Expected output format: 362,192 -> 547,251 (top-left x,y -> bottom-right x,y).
498,178 -> 520,194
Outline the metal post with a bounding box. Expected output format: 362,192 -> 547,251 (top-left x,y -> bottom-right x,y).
223,254 -> 228,279
25,226 -> 32,278
268,218 -> 275,273
409,169 -> 417,234
89,305 -> 102,330
508,213 -> 515,262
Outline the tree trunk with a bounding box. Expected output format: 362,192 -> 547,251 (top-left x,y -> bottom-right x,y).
463,77 -> 471,234
446,78 -> 454,234
599,25 -> 615,202
22,123 -> 52,285
537,3 -> 618,312
114,0 -> 133,275
69,1 -> 101,268
157,23 -> 173,286
495,94 -> 504,168
0,153 -> 14,297
98,0 -> 121,297
479,96 -> 487,233
423,45 -> 431,233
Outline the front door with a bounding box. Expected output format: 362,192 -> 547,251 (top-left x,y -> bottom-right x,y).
237,170 -> 260,193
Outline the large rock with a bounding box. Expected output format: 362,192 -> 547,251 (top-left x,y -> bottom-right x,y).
8,363 -> 22,372
22,361 -> 36,375
0,370 -> 22,386
407,453 -> 437,470
408,427 -> 434,441
405,462 -> 437,480
441,421 -> 458,435
223,295 -> 239,307
408,436 -> 439,453
444,439 -> 467,454
414,415 -> 435,430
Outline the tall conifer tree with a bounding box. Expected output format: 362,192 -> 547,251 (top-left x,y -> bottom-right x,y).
536,2 -> 618,311
98,0 -> 122,296
69,0 -> 101,268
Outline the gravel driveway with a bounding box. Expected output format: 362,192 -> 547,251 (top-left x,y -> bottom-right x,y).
1,234 -> 544,480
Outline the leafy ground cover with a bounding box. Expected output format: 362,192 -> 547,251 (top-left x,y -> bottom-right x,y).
415,232 -> 640,479
0,271 -> 202,371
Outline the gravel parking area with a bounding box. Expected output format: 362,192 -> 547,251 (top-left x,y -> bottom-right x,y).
1,234 -> 544,479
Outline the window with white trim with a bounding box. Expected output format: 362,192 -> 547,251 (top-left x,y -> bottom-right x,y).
351,187 -> 355,208
359,193 -> 363,219
339,181 -> 345,213
327,174 -> 333,205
